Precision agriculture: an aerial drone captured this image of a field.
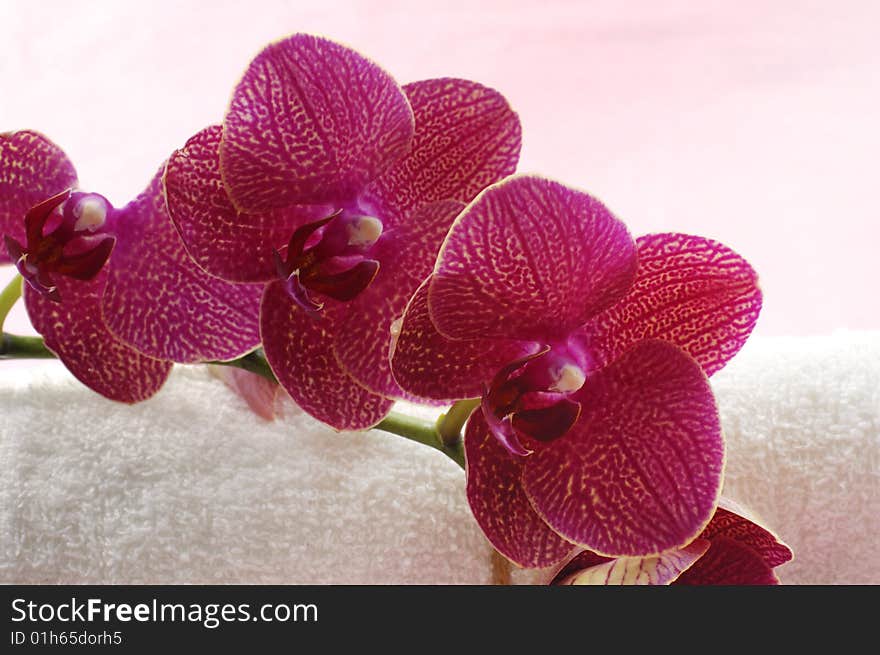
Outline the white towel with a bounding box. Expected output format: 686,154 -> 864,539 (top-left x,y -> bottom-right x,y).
1,332 -> 878,584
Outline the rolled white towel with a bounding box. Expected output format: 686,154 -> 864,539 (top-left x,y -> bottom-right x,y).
1,332 -> 877,584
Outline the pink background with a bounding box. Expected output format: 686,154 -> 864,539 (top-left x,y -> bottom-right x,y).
1,0 -> 877,337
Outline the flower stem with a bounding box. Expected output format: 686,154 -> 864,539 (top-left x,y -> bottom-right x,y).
214,352 -> 470,467
0,274 -> 23,333
436,398 -> 480,447
0,333 -> 55,358
3,331 -> 468,468
375,412 -> 465,469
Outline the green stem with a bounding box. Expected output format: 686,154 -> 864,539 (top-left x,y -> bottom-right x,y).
2,330 -> 468,468
211,349 -> 275,381
0,333 -> 55,359
436,398 -> 480,447
0,274 -> 23,333
215,351 -> 469,467
376,412 -> 465,469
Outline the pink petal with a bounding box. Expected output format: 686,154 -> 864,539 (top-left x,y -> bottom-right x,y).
391,277 -> 532,402
220,34 -> 414,212
260,280 -> 394,430
582,233 -> 762,376
429,175 -> 638,342
521,339 -> 724,557
465,409 -> 575,569
102,169 -> 263,363
701,504 -> 793,568
673,536 -> 779,585
555,540 -> 710,585
24,272 -> 171,403
164,125 -> 333,283
363,78 -> 521,220
1,130 -> 78,264
210,365 -> 281,422
332,200 -> 465,397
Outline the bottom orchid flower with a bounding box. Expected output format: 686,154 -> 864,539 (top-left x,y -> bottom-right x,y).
549,500 -> 793,585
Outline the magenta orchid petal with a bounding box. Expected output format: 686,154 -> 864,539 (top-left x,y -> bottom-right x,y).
24,273 -> 171,403
363,78 -> 521,220
332,200 -> 464,397
555,540 -> 711,585
164,125 -> 333,283
220,34 -> 414,212
521,339 -> 724,557
390,277 -> 534,402
1,130 -> 78,264
673,536 -> 779,585
429,175 -> 638,342
464,409 -> 575,569
582,233 -> 762,376
101,170 -> 263,363
260,280 -> 394,430
701,504 -> 793,568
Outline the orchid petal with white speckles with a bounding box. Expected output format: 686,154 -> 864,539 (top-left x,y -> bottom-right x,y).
220,34 -> 415,213
582,233 -> 762,376
102,169 -> 263,363
1,130 -> 78,264
429,175 -> 638,342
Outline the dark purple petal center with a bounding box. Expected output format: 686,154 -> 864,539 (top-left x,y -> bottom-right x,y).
273,208 -> 384,315
482,336 -> 593,456
4,189 -> 116,302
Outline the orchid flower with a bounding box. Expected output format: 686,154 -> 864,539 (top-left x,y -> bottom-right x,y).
549,499 -> 793,585
0,130 -> 262,402
390,174 -> 763,566
164,33 -> 521,430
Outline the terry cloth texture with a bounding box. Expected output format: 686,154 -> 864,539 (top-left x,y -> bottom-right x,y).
1,332 -> 878,584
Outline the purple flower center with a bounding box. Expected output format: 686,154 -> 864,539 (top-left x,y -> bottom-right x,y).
3,189 -> 116,302
482,337 -> 593,456
272,209 -> 383,315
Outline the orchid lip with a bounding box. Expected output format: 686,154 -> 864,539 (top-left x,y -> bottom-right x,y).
4,189 -> 116,302
274,209 -> 384,312
481,340 -> 592,454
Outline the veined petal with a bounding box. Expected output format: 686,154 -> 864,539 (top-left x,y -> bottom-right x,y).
521,339 -> 724,557
673,536 -> 779,585
1,130 -> 78,264
556,540 -> 710,585
363,78 -> 521,220
465,410 -> 575,569
701,504 -> 793,568
102,169 -> 263,363
332,200 -> 464,397
582,233 -> 762,376
164,125 -> 333,283
260,280 -> 394,430
429,175 -> 638,341
24,273 -> 170,403
391,278 -> 533,402
220,34 -> 414,212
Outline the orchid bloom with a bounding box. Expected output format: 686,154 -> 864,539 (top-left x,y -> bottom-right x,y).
0,130 -> 262,402
164,33 -> 521,430
549,499 -> 793,585
391,174 -> 763,566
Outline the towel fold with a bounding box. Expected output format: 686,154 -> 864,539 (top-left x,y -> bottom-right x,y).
1,331 -> 877,584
